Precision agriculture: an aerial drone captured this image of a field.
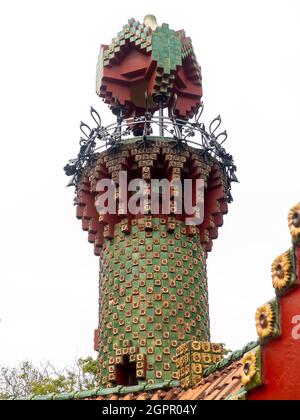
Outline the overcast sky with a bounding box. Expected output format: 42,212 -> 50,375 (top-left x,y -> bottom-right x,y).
0,0 -> 299,369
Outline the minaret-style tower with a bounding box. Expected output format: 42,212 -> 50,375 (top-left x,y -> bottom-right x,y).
65,16 -> 237,388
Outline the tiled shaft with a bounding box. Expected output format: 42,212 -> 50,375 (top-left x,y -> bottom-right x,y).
98,217 -> 210,385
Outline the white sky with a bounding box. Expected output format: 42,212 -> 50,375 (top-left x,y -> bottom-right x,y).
0,0 -> 299,369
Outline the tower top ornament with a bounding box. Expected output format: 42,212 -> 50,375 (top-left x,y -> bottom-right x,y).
96,16 -> 203,121
143,14 -> 159,31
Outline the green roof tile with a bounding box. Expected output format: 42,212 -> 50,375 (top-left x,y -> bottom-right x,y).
96,385 -> 123,396
144,380 -> 172,391
119,383 -> 147,395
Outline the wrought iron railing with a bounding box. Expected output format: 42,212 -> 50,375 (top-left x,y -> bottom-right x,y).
64,105 -> 238,202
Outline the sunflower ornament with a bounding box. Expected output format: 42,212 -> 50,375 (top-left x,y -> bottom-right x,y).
211,343 -> 223,354
271,251 -> 292,291
242,352 -> 257,386
192,352 -> 201,363
192,363 -> 202,375
202,354 -> 212,364
255,303 -> 275,340
241,348 -> 262,389
288,203 -> 300,244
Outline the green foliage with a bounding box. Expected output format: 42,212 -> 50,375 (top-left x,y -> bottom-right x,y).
0,358 -> 100,400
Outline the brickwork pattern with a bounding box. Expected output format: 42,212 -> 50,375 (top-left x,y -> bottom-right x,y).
98,218 -> 209,386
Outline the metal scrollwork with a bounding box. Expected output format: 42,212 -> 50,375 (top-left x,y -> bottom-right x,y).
64,103 -> 238,202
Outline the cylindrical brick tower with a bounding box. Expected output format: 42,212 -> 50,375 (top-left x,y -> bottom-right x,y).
65,16 -> 237,388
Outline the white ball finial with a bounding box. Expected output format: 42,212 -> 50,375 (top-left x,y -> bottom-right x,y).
143,15 -> 159,31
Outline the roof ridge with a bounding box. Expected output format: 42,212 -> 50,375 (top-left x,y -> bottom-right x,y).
9,343 -> 260,400
14,379 -> 181,401
202,340 -> 260,377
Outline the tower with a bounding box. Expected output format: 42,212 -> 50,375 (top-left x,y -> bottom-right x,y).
65,16 -> 237,388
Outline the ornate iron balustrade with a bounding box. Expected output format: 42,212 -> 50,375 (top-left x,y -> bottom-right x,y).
64,105 -> 238,202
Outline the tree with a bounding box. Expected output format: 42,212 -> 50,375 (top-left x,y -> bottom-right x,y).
0,358 -> 99,400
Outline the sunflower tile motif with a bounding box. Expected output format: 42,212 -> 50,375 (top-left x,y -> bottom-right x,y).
288,203 -> 300,244
241,347 -> 262,390
255,300 -> 280,340
176,340 -> 224,388
271,250 -> 297,295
